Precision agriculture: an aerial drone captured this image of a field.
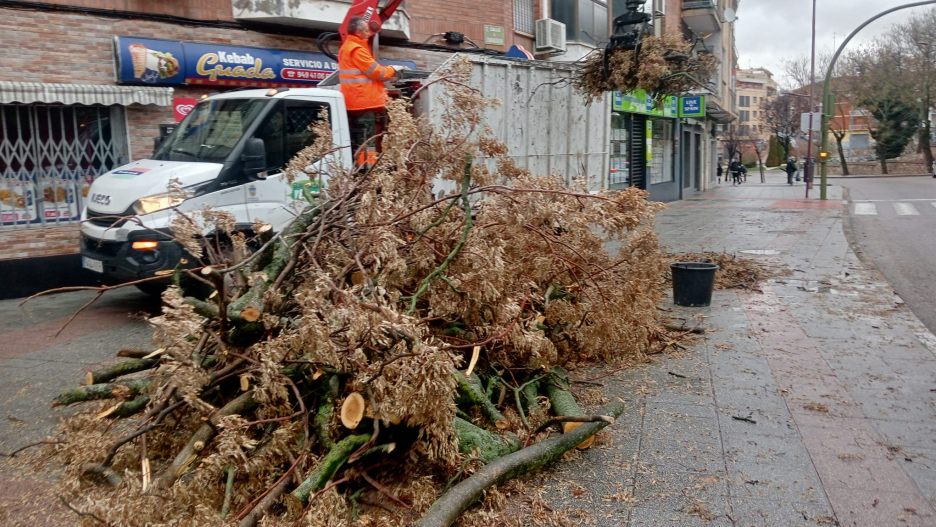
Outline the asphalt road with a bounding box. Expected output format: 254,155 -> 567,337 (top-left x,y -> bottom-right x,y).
841,176 -> 936,333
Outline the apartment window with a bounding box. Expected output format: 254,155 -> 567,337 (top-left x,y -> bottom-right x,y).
552,0 -> 609,45
738,95 -> 750,108
514,0 -> 535,34
752,96 -> 757,104
753,111 -> 757,118
739,110 -> 750,122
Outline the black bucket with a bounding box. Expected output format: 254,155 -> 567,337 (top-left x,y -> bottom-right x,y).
671,262 -> 719,307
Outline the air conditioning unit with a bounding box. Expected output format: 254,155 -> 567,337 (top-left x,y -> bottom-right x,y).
535,19 -> 566,54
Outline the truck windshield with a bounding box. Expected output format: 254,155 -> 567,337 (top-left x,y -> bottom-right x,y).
153,99 -> 270,163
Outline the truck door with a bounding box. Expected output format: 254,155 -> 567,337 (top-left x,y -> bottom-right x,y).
246,99 -> 331,229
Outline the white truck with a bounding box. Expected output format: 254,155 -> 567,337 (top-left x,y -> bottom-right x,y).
80,55 -> 610,294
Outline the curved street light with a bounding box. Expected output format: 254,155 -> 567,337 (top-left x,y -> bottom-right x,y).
819,0 -> 936,200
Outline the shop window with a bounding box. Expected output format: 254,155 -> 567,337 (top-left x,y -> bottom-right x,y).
649,119 -> 673,185
514,0 -> 535,34
609,112 -> 629,186
0,104 -> 128,228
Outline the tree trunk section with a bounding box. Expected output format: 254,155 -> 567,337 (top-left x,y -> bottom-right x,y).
544,368 -> 582,418
155,391 -> 258,490
87,358 -> 159,384
415,400 -> 625,527
291,433 -> 371,505
835,134 -> 849,175
453,417 -> 520,463
53,378 -> 158,406
106,395 -> 151,419
315,375 -> 340,450
454,372 -> 507,427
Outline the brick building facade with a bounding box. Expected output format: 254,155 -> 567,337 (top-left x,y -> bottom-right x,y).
0,0 -> 545,296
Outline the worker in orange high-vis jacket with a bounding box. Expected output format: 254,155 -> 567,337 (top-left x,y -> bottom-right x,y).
339,16 -> 409,165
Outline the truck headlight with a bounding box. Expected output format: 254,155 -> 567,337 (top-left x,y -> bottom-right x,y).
132,193 -> 186,215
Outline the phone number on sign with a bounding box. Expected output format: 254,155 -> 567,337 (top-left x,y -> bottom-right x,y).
281,68 -> 330,81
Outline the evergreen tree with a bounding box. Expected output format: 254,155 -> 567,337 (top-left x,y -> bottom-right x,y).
766,135 -> 783,166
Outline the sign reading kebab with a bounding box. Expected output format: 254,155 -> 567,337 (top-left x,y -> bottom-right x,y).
114,36 -> 415,88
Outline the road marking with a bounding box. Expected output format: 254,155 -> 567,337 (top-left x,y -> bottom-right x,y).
894,203 -> 919,216
854,203 -> 877,215
932,202 -> 936,210
853,199 -> 935,202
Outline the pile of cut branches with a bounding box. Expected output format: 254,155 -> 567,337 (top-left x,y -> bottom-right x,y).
575,34 -> 718,104
37,57 -> 665,527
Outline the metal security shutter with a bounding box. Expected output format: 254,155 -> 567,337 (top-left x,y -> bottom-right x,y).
630,114 -> 646,190
0,104 -> 129,229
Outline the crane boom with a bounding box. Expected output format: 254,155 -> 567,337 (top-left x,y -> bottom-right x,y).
338,0 -> 407,42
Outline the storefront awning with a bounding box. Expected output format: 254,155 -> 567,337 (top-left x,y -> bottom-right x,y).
0,82 -> 173,106
705,100 -> 736,125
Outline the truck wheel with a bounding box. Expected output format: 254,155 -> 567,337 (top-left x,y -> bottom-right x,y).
136,281 -> 168,297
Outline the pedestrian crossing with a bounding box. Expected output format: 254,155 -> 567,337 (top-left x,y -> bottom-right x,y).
852,201 -> 936,217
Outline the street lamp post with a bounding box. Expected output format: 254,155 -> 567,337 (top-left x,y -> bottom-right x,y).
916,41 -> 933,174
819,0 -> 936,200
806,0 -> 817,199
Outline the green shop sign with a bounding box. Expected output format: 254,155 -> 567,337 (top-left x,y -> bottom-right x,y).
612,90 -> 678,117
612,91 -> 706,119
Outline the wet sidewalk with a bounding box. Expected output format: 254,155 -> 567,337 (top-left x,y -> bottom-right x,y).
0,289 -> 156,525
529,173 -> 936,526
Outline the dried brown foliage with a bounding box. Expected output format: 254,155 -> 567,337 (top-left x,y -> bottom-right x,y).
575,34 -> 718,104
42,56 -> 667,526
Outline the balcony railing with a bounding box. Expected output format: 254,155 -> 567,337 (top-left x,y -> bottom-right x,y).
683,0 -> 716,9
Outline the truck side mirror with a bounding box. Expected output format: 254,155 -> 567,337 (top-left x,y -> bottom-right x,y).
242,138 -> 267,178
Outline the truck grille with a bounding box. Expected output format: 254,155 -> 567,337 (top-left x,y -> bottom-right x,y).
86,208 -> 130,228
83,236 -> 122,258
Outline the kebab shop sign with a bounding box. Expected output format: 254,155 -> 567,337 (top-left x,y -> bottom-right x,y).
114,36 -> 337,87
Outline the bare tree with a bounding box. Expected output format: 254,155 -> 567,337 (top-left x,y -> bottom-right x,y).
829,119 -> 850,175
762,94 -> 809,160
746,135 -> 767,182
720,124 -> 744,164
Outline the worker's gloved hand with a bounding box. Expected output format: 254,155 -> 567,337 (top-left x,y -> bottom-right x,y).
395,65 -> 411,77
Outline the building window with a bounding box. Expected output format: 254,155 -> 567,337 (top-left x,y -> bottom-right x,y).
552,0 -> 609,45
515,0 -> 535,34
752,96 -> 757,104
739,110 -> 750,122
738,95 -> 750,108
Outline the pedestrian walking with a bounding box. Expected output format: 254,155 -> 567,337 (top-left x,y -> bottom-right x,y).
786,157 -> 797,185
729,158 -> 742,186
740,163 -> 748,182
931,159 -> 935,178
717,163 -> 723,183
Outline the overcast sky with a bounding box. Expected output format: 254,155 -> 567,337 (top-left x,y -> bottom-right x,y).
735,0 -> 931,87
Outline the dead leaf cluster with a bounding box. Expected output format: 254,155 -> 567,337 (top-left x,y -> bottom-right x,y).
575,34 -> 718,104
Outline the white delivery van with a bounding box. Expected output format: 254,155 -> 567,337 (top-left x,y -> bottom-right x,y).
80,55 -> 610,294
